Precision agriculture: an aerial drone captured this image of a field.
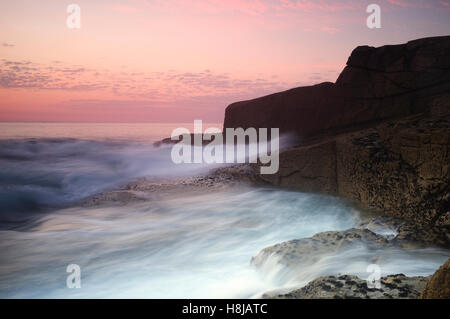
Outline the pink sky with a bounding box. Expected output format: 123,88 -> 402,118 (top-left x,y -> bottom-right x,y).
1,0 -> 449,122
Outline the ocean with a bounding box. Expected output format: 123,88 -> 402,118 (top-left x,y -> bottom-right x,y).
0,122 -> 448,298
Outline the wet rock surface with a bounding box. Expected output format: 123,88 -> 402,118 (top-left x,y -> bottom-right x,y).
81,172 -> 248,207
219,114 -> 450,245
251,217 -> 449,299
267,274 -> 429,299
251,228 -> 390,270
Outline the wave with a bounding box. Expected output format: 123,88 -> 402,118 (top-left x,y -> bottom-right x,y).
0,138 -> 219,226
0,137 -> 448,298
0,188 -> 361,298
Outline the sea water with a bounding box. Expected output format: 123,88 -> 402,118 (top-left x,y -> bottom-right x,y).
0,123 -> 448,298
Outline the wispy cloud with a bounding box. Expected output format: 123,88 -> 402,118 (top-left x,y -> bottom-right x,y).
112,5 -> 138,13
0,59 -> 315,102
1,42 -> 15,48
321,26 -> 340,34
387,0 -> 431,8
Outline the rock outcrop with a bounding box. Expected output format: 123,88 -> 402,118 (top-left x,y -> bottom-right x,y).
251,222 -> 449,299
218,35 -> 450,299
217,112 -> 450,240
420,258 -> 450,298
255,114 -> 450,230
221,36 -> 450,231
224,36 -> 450,144
268,274 -> 429,299
251,223 -> 449,276
251,228 -> 390,271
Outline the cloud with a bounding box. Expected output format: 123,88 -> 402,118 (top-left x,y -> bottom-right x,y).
321,26 -> 340,34
277,0 -> 358,12
0,59 -> 303,102
2,42 -> 15,48
0,60 -> 101,91
137,0 -> 365,17
0,57 -> 339,121
387,0 -> 431,8
112,5 -> 137,13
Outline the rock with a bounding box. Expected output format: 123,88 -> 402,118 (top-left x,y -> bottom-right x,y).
221,36 -> 450,230
224,36 -> 450,144
153,134 -> 218,147
420,258 -> 450,298
258,141 -> 338,193
218,35 -> 450,300
82,190 -> 146,207
251,229 -> 391,276
82,174 -> 249,207
336,114 -> 450,228
232,113 -> 450,234
357,216 -> 450,248
267,274 -> 429,299
153,136 -> 179,147
251,222 -> 449,290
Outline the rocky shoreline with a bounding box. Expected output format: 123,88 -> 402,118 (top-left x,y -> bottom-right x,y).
224,37 -> 450,298
264,274 -> 430,299
82,171 -> 449,299
91,36 -> 450,298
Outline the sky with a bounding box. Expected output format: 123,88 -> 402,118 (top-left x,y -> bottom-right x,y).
0,0 -> 449,122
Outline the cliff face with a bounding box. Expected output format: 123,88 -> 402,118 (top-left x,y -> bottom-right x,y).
222,36 -> 450,229
257,114 -> 449,227
224,36 -> 450,144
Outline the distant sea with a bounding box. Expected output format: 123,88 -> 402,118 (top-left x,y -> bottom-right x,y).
0,121 -> 222,227
0,122 -> 222,142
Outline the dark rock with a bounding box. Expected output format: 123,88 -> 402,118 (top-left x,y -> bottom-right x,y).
251,228 -> 390,270
220,36 -> 450,229
153,133 -> 215,147
224,36 -> 450,144
266,274 -> 428,299
223,114 -> 450,235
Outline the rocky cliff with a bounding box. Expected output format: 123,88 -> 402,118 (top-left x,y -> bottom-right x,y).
222,36 -> 450,231
224,36 -> 450,144
218,35 -> 450,299
254,113 -> 450,231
